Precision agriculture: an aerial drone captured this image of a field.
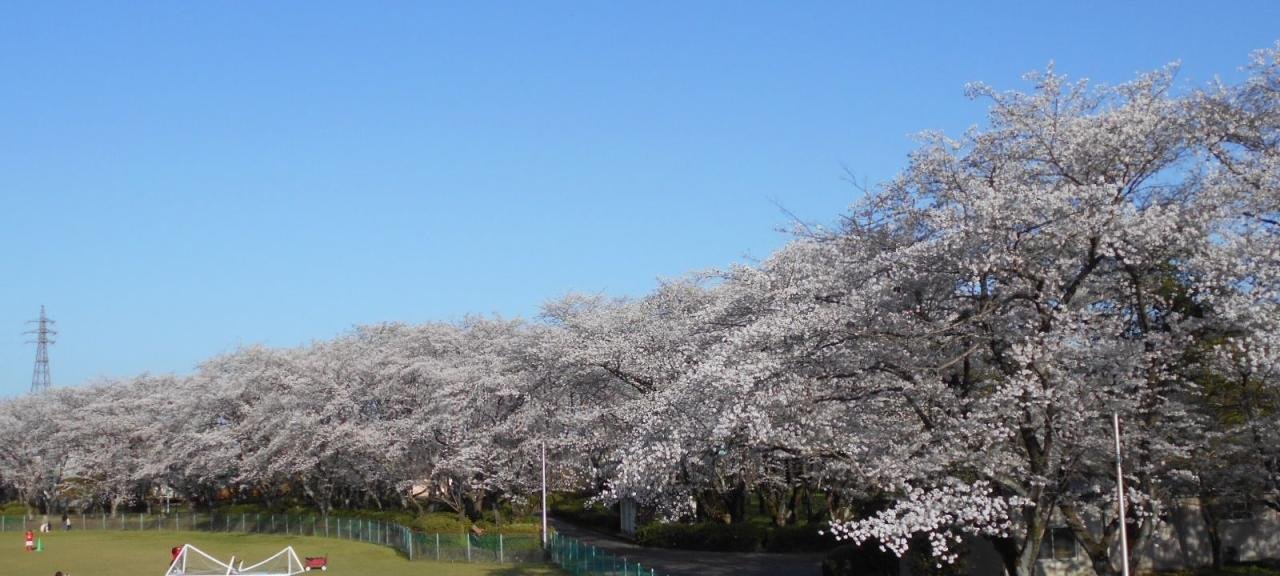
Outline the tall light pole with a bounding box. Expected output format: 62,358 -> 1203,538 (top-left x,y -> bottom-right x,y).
1114,413 -> 1130,576
542,442 -> 547,547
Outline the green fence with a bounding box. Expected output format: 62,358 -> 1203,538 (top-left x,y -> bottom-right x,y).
547,531 -> 666,576
0,513 -> 542,565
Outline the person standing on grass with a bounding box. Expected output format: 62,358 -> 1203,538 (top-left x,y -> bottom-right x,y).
25,529 -> 34,551
62,513 -> 70,531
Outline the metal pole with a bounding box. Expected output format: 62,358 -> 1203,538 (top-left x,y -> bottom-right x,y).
541,441 -> 548,548
1114,413 -> 1130,576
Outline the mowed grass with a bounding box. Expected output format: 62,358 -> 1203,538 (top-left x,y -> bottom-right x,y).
1,530 -> 565,576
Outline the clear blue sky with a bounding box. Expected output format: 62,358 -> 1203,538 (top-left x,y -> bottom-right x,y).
2,1 -> 1277,397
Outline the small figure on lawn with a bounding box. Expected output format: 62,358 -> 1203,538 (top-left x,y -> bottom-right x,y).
25,530 -> 35,551
62,513 -> 70,531
171,545 -> 184,566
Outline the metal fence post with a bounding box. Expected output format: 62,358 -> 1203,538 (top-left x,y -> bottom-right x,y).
435,533 -> 440,561
466,532 -> 472,562
499,533 -> 504,563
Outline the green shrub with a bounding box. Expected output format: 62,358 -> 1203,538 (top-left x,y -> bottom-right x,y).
548,493 -> 617,534
822,542 -> 899,576
0,502 -> 29,515
414,512 -> 470,533
207,503 -> 545,534
636,522 -> 765,552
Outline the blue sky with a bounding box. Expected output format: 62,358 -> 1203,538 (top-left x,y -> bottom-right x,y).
1,1 -> 1277,396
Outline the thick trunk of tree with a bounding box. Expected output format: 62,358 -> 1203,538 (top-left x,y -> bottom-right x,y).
1062,502 -> 1110,575
727,481 -> 747,524
1201,498 -> 1223,569
1015,503 -> 1052,576
759,486 -> 792,527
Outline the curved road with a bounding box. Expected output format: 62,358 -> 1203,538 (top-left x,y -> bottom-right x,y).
549,519 -> 823,576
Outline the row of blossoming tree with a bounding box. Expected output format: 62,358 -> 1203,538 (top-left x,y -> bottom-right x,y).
2,45 -> 1278,575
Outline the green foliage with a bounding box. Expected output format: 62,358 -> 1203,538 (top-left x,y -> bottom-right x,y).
1158,560 -> 1280,575
210,503 -> 538,534
547,493 -> 617,534
635,522 -> 764,552
821,542 -> 899,576
475,519 -> 543,535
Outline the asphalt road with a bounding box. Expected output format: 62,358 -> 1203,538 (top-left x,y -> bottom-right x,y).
549,519 -> 824,576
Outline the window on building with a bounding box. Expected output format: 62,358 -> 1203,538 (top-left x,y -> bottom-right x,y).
1220,500 -> 1256,521
1039,527 -> 1078,560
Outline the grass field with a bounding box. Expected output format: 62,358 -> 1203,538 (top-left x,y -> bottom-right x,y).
1,531 -> 565,576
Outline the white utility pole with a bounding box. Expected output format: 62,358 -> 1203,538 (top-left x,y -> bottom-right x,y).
1114,413 -> 1130,576
542,442 -> 547,547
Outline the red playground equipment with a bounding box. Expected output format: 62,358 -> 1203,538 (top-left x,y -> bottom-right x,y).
304,556 -> 328,571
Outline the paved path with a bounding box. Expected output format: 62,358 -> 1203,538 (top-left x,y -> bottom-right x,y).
550,519 -> 823,576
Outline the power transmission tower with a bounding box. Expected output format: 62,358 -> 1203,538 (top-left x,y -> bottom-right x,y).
26,305 -> 56,393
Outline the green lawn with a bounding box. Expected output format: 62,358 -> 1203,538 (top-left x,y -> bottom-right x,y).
2,530 -> 565,576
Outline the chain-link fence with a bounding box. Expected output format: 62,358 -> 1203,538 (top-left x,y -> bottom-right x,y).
547,531 -> 666,576
0,513 -> 542,565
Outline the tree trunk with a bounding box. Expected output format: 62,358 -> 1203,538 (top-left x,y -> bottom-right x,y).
726,481 -> 747,524
1060,500 -> 1121,576
1201,498 -> 1223,569
1015,504 -> 1051,576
